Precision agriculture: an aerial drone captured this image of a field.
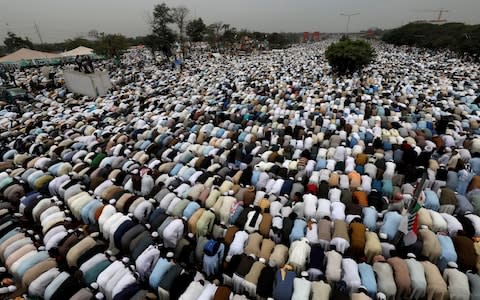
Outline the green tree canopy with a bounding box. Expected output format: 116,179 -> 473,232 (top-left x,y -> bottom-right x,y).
186,18 -> 207,42
148,2 -> 176,56
382,22 -> 480,58
94,33 -> 128,57
172,6 -> 189,56
221,24 -> 237,46
172,6 -> 189,40
3,32 -> 33,52
206,22 -> 224,50
63,38 -> 93,51
267,33 -> 289,49
325,37 -> 375,74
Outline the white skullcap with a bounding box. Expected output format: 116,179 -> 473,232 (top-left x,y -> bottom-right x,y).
6,285 -> 16,292
447,261 -> 458,269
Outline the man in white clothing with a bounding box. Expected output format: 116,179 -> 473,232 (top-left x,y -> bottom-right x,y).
163,217 -> 185,248
288,238 -> 311,274
303,193 -> 318,220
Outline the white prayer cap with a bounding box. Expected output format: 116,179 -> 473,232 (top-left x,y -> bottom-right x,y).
447,261 -> 458,269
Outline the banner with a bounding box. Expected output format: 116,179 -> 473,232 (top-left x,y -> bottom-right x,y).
313,32 -> 320,41
64,70 -> 112,98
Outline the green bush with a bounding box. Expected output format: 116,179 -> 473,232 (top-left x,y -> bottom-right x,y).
325,37 -> 375,74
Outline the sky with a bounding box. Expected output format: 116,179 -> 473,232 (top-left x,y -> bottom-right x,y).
1,0 -> 480,43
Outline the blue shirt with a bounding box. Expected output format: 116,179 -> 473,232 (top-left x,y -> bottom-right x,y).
169,163 -> 183,176
149,258 -> 172,289
273,270 -> 295,300
140,140 -> 151,151
446,171 -> 459,191
372,180 -> 382,192
183,202 -> 200,220
380,211 -> 402,241
382,180 -> 393,198
471,157 -> 480,176
358,262 -> 377,298
16,251 -> 50,279
203,146 -> 213,157
349,137 -> 358,148
289,219 -> 307,243
457,170 -> 474,196
238,132 -> 247,143
251,170 -> 261,186
181,168 -> 196,182
437,234 -> 457,271
81,200 -> 103,224
216,128 -> 225,138
229,206 -> 244,225
48,163 -> 62,176
0,229 -> 20,244
362,207 -> 378,231
316,159 -> 327,170
203,243 -> 224,276
180,152 -> 194,164
424,190 -> 440,211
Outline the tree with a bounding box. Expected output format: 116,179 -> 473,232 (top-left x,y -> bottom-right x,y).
267,33 -> 289,49
94,33 -> 128,57
3,32 -> 33,52
186,18 -> 207,42
148,3 -> 176,56
221,24 -> 237,48
382,22 -> 480,58
206,22 -> 237,51
325,38 -> 375,74
63,38 -> 93,50
206,22 -> 224,50
172,6 -> 189,44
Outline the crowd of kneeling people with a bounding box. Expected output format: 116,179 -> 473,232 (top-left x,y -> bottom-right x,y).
0,42 -> 480,300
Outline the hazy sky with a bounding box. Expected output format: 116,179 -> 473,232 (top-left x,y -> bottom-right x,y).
1,0 -> 479,43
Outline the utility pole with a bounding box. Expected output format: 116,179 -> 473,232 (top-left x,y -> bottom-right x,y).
340,13 -> 360,35
34,22 -> 44,44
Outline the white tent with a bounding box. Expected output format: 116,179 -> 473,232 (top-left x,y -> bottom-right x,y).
0,48 -> 61,63
61,46 -> 94,57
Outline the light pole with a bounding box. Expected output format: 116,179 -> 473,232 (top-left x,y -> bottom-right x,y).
340,13 -> 360,35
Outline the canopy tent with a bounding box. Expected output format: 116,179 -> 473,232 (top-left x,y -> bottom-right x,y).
0,48 -> 61,64
61,46 -> 95,57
